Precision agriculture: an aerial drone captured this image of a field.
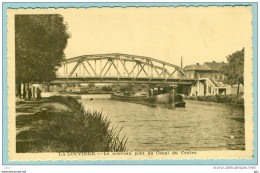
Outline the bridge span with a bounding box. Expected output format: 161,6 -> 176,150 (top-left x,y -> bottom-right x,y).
53,53 -> 194,85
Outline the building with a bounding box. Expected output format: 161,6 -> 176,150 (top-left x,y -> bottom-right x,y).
183,61 -> 226,80
183,61 -> 232,96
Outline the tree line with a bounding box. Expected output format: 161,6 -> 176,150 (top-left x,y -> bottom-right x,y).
15,14 -> 70,98
223,48 -> 244,94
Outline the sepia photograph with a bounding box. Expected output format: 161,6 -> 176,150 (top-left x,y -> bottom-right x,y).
3,3 -> 256,163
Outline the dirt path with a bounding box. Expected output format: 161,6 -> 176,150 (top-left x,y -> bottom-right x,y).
16,99 -> 43,135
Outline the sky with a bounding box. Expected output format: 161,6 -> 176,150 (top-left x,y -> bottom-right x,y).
61,6 -> 252,67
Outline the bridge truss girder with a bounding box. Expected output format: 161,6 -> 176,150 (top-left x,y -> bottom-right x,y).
57,53 -> 188,84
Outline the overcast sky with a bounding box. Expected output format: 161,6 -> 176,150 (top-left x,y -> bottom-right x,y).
61,6 -> 252,67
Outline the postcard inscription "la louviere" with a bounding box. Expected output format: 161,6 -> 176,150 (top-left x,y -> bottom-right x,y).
58,151 -> 197,156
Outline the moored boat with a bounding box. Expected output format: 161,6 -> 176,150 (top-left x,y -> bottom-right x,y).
111,93 -> 147,101
111,91 -> 186,107
174,94 -> 186,107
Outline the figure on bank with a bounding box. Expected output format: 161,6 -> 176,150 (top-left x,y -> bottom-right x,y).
28,88 -> 32,101
36,88 -> 42,100
149,88 -> 154,97
23,88 -> 26,100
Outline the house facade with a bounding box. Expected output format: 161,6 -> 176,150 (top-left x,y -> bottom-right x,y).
183,61 -> 232,96
183,61 -> 226,80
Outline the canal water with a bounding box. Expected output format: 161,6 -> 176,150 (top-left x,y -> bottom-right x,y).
80,98 -> 245,151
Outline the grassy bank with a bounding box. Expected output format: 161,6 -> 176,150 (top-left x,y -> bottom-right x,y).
16,96 -> 127,152
183,94 -> 244,105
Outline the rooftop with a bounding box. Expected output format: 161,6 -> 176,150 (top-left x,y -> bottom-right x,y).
183,61 -> 226,71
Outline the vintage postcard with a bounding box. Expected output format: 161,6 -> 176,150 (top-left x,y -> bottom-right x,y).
2,2 -> 258,164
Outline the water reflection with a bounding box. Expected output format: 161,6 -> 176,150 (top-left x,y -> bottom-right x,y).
80,99 -> 245,151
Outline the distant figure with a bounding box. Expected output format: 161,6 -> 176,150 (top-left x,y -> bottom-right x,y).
149,88 -> 154,97
36,88 -> 42,101
28,88 -> 32,100
168,91 -> 174,104
23,89 -> 27,100
196,91 -> 198,96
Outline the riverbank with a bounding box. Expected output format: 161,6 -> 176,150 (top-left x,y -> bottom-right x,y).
183,94 -> 244,105
16,96 -> 127,152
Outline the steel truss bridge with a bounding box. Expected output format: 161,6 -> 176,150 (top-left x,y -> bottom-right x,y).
52,53 -> 194,85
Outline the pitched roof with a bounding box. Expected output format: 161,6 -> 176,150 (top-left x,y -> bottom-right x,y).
183,64 -> 212,71
184,61 -> 226,71
204,62 -> 226,71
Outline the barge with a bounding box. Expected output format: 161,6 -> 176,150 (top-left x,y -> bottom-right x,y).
111,86 -> 186,107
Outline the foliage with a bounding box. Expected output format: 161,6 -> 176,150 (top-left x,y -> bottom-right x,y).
184,95 -> 244,105
16,96 -> 128,152
119,83 -> 135,93
117,83 -> 148,93
87,83 -> 95,88
101,85 -> 113,92
15,15 -> 70,83
223,48 -> 244,86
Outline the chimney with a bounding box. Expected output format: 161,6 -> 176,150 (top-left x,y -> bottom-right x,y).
181,56 -> 183,69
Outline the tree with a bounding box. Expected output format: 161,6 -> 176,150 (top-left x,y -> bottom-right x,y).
223,48 -> 244,94
15,14 -> 70,96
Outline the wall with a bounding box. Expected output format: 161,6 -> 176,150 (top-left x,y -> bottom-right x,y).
184,70 -> 225,81
231,85 -> 244,94
189,81 -> 206,96
198,81 -> 205,96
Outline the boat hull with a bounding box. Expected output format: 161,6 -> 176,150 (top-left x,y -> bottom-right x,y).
111,93 -> 186,107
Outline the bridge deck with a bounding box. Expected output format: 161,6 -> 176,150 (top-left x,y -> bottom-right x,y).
52,77 -> 195,85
